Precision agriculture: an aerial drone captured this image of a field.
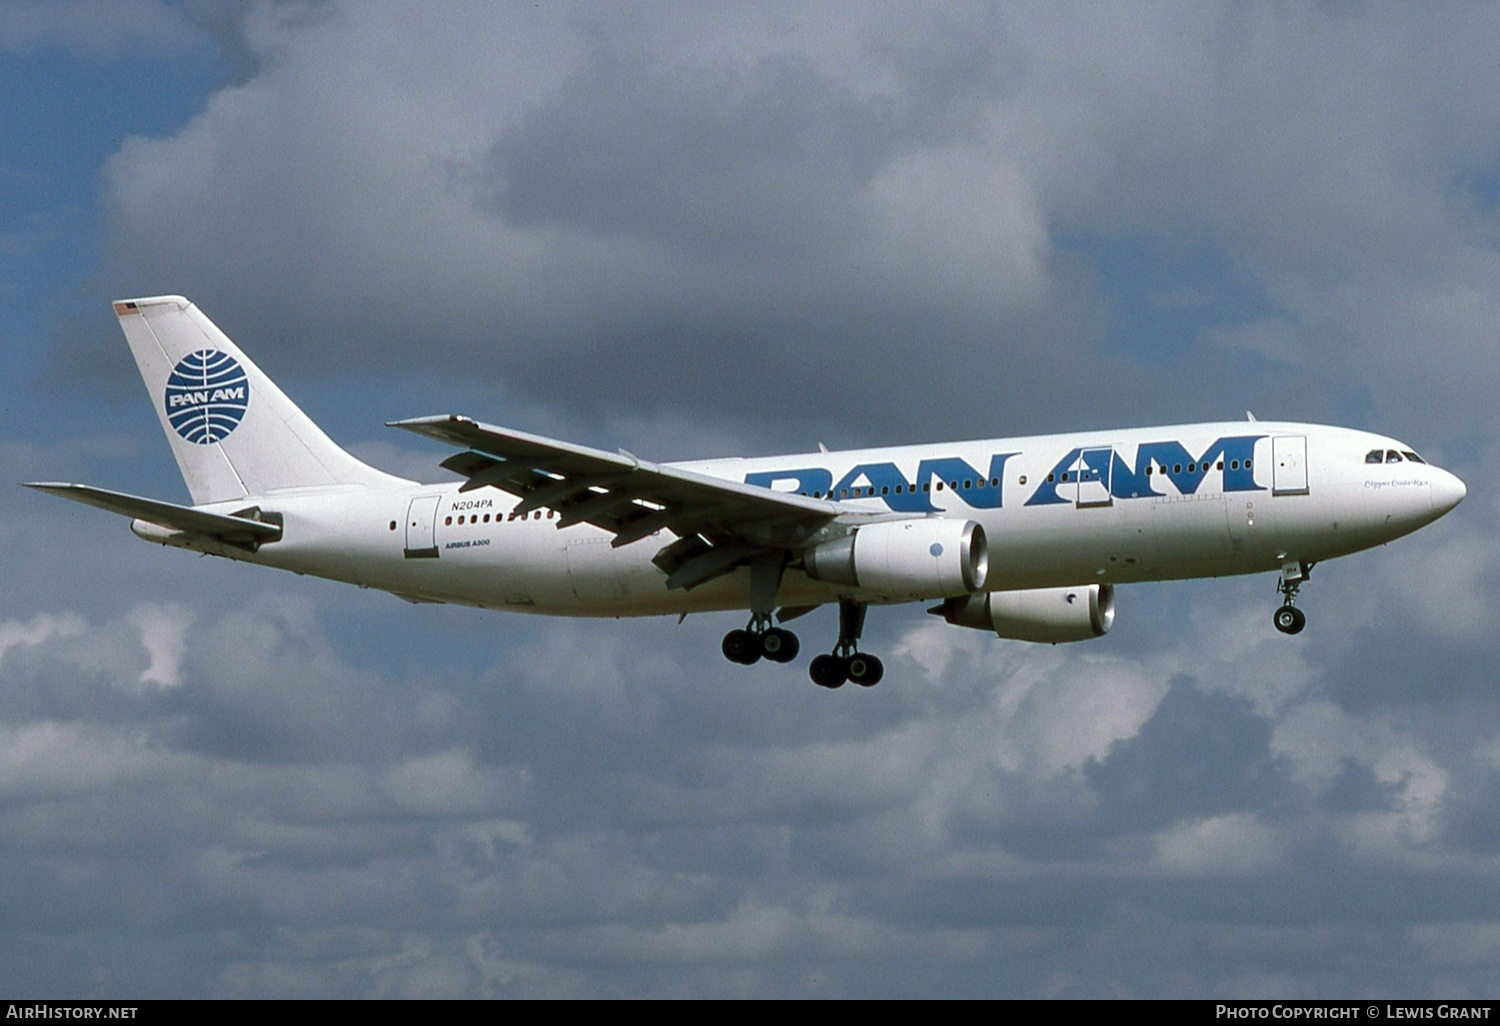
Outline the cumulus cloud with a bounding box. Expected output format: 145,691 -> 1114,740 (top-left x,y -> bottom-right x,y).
10,0 -> 1500,998
89,3 -> 1500,463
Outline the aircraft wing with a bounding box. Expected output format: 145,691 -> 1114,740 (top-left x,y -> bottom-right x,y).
23,482 -> 282,548
389,415 -> 842,590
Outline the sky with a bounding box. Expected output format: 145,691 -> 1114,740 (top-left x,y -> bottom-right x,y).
2,0 -> 1498,998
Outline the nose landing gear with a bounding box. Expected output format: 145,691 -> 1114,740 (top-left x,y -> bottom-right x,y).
1273,560 -> 1313,635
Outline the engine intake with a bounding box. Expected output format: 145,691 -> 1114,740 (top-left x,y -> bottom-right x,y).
804,519 -> 987,598
931,583 -> 1115,643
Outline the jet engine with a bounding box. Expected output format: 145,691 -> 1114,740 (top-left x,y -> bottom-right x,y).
931,583 -> 1115,643
804,519 -> 988,598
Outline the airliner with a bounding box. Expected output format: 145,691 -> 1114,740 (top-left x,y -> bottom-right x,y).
26,296 -> 1466,688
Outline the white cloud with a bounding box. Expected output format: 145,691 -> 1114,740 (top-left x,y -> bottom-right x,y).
380,748 -> 504,818
0,722 -> 164,802
1152,812 -> 1282,876
127,603 -> 188,689
0,612 -> 87,669
12,0 -> 1500,997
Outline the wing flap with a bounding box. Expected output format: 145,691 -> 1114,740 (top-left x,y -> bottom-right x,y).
392,414 -> 837,540
391,414 -> 840,588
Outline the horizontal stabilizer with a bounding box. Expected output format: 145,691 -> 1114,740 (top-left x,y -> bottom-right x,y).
23,482 -> 281,547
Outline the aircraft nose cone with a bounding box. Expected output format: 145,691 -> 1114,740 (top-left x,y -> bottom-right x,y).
1431,468 -> 1466,517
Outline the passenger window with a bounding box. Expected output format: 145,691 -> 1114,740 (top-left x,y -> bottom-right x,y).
1216,461 -> 1224,470
445,516 -> 453,526
1173,464 -> 1182,474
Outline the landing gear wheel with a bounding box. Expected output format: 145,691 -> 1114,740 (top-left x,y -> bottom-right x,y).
1273,605 -> 1306,635
809,654 -> 848,689
722,628 -> 763,664
760,627 -> 800,664
846,654 -> 884,687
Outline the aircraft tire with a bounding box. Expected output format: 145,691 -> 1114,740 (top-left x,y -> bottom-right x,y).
1273,606 -> 1306,635
722,629 -> 763,664
761,628 -> 799,663
847,654 -> 884,687
809,654 -> 847,688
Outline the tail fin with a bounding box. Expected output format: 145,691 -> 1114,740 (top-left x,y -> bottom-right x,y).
115,295 -> 410,504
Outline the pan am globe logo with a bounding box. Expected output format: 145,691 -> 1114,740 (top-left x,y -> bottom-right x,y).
164,350 -> 250,444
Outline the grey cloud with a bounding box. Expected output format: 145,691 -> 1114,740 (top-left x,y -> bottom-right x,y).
91,3 -> 1500,454
15,0 -> 1500,998
484,50 -> 900,262
1084,678 -> 1290,831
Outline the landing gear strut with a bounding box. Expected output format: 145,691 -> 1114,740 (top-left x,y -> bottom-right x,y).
809,600 -> 884,689
1273,560 -> 1313,635
722,554 -> 800,665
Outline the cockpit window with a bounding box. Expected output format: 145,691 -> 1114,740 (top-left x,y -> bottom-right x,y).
1402,451 -> 1426,464
1366,449 -> 1384,464
1386,450 -> 1403,463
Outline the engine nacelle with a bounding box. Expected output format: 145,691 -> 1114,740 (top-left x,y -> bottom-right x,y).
931,583 -> 1115,643
804,519 -> 988,598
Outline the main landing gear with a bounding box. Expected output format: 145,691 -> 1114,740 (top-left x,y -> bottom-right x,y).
722,614 -> 801,665
1273,560 -> 1314,635
808,600 -> 884,690
722,555 -> 802,666
719,599 -> 884,688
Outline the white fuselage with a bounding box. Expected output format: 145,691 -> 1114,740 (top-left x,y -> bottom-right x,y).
160,421 -> 1465,618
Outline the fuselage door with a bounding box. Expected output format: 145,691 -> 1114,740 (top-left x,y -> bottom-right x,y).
1072,447 -> 1114,507
1272,435 -> 1309,496
403,494 -> 442,558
